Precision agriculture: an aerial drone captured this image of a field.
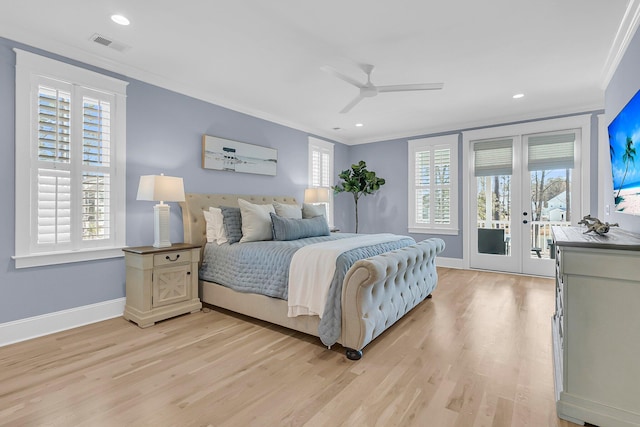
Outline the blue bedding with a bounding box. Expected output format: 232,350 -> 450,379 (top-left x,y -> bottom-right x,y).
199,233 -> 416,346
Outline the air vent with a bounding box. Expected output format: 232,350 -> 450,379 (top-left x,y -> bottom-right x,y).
89,33 -> 130,53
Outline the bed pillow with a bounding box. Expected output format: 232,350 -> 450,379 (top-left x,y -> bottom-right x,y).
273,201 -> 302,219
209,207 -> 227,245
238,198 -> 276,242
302,203 -> 327,220
220,206 -> 243,244
202,209 -> 216,243
270,212 -> 330,241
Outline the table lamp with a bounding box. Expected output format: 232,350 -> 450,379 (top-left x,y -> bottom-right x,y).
304,187 -> 330,204
136,174 -> 185,248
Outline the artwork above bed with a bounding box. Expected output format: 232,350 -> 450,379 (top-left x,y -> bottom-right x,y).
201,135 -> 277,176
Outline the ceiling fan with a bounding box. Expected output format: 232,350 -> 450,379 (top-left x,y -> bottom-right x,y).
322,64 -> 444,113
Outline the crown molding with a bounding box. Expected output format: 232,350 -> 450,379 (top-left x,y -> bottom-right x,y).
601,0 -> 640,88
345,103 -> 604,146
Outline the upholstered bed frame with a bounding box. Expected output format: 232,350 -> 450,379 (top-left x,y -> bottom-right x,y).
180,193 -> 445,360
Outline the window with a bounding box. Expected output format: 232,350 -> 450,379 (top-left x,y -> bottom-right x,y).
14,49 -> 127,268
408,134 -> 458,234
308,137 -> 334,226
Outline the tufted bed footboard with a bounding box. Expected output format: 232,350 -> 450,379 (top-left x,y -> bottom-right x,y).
339,238 -> 445,359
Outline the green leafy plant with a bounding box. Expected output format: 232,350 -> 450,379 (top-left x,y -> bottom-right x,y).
332,160 -> 386,233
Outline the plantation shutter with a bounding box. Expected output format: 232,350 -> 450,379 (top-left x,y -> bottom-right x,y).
434,148 -> 451,224
474,139 -> 513,176
414,146 -> 452,225
408,134 -> 458,234
32,78 -> 115,251
308,138 -> 334,227
37,85 -> 72,246
414,150 -> 430,223
528,132 -> 575,171
82,96 -> 112,241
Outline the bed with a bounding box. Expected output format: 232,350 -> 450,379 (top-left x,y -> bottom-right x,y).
180,193 -> 445,360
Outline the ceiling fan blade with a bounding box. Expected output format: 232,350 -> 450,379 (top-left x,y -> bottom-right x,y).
377,83 -> 444,92
339,95 -> 365,114
322,66 -> 365,89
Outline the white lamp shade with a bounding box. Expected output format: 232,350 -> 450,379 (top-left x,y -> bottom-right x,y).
304,187 -> 330,203
137,175 -> 185,202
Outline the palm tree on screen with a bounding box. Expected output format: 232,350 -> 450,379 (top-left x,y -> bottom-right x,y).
615,137 -> 637,202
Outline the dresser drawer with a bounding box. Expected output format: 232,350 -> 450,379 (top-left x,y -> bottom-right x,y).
154,250 -> 191,266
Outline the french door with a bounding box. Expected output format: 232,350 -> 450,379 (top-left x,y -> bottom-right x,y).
468,130 -> 581,276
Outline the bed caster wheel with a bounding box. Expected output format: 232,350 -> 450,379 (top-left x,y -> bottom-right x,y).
346,349 -> 363,360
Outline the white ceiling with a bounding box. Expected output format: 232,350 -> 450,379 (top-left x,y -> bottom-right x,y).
0,1 -> 634,145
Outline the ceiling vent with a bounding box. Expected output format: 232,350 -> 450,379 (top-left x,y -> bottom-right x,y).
89,33 -> 130,53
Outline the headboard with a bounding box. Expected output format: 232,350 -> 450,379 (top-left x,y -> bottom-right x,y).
179,193 -> 298,247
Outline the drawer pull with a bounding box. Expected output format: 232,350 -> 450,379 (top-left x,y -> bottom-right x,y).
165,254 -> 180,262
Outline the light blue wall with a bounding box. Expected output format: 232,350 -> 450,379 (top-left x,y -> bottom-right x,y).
605,28 -> 640,234
0,36 -> 345,324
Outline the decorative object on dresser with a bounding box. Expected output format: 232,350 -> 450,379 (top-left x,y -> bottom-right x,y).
332,160 -> 385,233
123,243 -> 202,327
577,214 -> 618,235
551,226 -> 640,427
201,135 -> 277,176
180,193 -> 444,360
136,174 -> 186,248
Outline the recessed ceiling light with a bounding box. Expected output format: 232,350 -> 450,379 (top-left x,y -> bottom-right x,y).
111,14 -> 130,26
355,123 -> 364,127
513,93 -> 525,99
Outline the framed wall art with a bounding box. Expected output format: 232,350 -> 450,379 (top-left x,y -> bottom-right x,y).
202,135 -> 277,176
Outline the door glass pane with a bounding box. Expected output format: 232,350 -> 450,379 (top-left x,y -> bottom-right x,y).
529,168 -> 571,259
477,175 -> 511,255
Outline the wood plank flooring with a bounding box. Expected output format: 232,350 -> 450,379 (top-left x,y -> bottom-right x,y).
0,268 -> 577,427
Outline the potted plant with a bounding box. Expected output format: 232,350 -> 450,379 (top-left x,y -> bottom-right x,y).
332,160 -> 386,233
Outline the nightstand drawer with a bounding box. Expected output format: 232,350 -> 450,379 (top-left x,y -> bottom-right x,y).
154,250 -> 191,266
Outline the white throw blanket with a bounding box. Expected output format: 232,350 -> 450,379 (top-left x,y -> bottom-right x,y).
287,233 -> 408,318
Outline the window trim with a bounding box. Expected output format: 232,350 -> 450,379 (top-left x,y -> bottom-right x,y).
408,134 -> 459,235
308,137 -> 334,227
13,49 -> 128,268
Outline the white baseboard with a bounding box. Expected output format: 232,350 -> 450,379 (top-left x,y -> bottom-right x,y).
0,297 -> 126,347
436,256 -> 465,269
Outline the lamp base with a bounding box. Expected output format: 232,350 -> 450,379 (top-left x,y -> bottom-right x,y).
153,203 -> 172,248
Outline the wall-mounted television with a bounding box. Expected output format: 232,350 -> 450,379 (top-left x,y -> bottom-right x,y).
608,89 -> 640,215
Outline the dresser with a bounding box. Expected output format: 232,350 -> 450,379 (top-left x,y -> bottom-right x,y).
123,243 -> 202,328
552,226 -> 640,427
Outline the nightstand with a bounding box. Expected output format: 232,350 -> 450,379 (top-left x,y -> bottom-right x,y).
122,243 -> 202,327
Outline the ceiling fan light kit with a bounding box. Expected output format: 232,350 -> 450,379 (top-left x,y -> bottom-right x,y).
323,64 -> 444,113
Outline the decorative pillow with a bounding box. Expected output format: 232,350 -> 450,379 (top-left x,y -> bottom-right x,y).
209,207 -> 227,245
302,203 -> 327,220
220,206 -> 243,244
270,212 -> 330,241
238,199 -> 276,242
273,201 -> 302,219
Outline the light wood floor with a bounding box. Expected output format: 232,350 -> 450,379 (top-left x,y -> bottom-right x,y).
0,268 -> 578,427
